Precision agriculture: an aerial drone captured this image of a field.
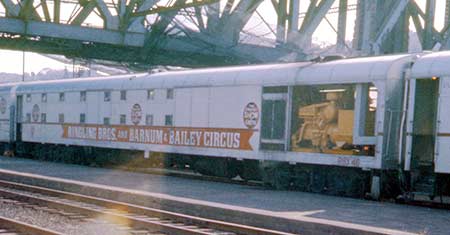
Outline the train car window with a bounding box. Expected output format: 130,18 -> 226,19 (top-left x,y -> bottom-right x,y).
26,94 -> 31,102
80,91 -> 86,102
165,115 -> 173,126
290,84 -> 374,156
353,83 -> 378,144
80,113 -> 86,124
120,114 -> 126,124
59,93 -> 65,102
146,115 -> 153,126
147,89 -> 155,100
261,100 -> 286,139
166,89 -> 174,99
364,85 -> 377,136
58,114 -> 64,123
41,93 -> 47,103
41,113 -> 46,123
120,91 -> 127,101
26,113 -> 31,123
103,117 -> 110,125
104,91 -> 111,102
260,87 -> 288,151
263,86 -> 288,93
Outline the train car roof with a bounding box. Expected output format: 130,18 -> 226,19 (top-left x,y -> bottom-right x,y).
411,51 -> 450,78
296,53 -> 416,84
15,54 -> 416,93
0,82 -> 19,92
15,62 -> 311,93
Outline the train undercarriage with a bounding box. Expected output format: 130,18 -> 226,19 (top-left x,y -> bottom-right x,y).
10,141 -> 425,200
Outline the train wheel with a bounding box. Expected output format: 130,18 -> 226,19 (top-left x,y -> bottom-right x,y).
291,165 -> 311,192
240,160 -> 262,181
310,167 -> 326,193
261,162 -> 291,190
193,157 -> 239,179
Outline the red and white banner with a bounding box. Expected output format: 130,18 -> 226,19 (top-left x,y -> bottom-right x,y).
62,124 -> 255,150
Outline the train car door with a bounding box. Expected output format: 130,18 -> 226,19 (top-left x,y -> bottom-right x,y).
260,86 -> 289,151
434,77 -> 450,174
16,95 -> 22,142
405,78 -> 439,195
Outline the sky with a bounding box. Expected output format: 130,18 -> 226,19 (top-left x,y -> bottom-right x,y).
0,50 -> 67,74
0,0 -> 445,74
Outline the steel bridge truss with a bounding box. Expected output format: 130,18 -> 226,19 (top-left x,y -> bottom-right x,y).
0,0 -> 449,67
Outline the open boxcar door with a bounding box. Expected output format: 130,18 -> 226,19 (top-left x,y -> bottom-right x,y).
404,78 -> 439,196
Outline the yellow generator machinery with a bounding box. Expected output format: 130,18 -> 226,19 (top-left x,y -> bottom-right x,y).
291,92 -> 354,154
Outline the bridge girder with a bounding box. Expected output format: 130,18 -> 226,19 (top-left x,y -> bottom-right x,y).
0,0 -> 450,68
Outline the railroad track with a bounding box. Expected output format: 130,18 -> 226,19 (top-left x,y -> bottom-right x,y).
0,180 -> 295,235
0,215 -> 62,235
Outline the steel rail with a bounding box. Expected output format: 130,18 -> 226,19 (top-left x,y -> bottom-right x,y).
0,180 -> 296,235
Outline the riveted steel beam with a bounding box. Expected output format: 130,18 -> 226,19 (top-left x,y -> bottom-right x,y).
131,0 -> 219,17
372,0 -> 410,54
40,0 -> 51,22
287,0 -> 300,43
336,0 -> 347,50
423,0 -> 436,49
2,0 -> 450,67
446,0 -> 450,28
295,0 -> 335,48
70,0 -> 97,26
0,0 -> 20,17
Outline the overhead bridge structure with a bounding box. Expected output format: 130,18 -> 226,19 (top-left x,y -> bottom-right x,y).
0,0 -> 450,67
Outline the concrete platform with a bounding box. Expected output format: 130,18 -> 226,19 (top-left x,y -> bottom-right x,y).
0,157 -> 448,235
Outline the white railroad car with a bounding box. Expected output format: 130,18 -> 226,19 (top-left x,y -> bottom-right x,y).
0,83 -> 17,154
13,54 -> 413,198
404,52 -> 450,199
10,51 -> 450,201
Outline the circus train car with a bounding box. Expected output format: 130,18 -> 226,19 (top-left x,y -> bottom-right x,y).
0,83 -> 17,155
12,54 -> 419,200
256,54 -> 416,199
403,52 -> 450,201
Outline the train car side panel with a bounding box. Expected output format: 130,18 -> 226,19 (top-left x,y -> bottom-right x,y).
0,85 -> 16,145
435,76 -> 450,173
190,88 -> 209,127
19,85 -> 262,159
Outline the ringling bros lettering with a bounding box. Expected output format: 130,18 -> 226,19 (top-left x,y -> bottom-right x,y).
62,124 -> 255,150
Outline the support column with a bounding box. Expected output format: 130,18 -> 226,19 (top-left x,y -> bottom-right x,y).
392,10 -> 409,53
336,0 -> 347,51
352,0 -> 376,55
445,0 -> 450,29
352,0 -> 364,51
424,0 -> 436,50
287,0 -> 300,44
361,0 -> 376,54
53,0 -> 60,23
206,2 -> 220,31
276,0 -> 288,44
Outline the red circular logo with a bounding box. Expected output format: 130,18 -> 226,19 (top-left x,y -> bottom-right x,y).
131,104 -> 142,125
243,102 -> 259,129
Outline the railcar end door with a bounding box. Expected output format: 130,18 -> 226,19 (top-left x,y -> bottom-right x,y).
16,95 -> 23,142
405,78 -> 439,195
405,79 -> 439,170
